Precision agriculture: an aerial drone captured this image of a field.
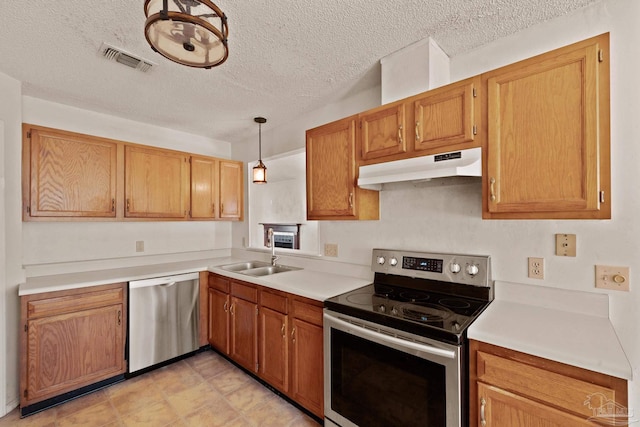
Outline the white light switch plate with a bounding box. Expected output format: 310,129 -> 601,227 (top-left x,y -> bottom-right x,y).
595,265 -> 629,291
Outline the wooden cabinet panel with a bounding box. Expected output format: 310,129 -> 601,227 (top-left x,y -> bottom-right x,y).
125,145 -> 189,218
477,382 -> 593,427
306,116 -> 379,220
207,287 -> 230,354
231,281 -> 258,303
290,316 -> 324,418
20,283 -> 126,408
414,79 -> 478,152
190,155 -> 218,219
259,307 -> 289,392
483,33 -> 610,219
230,296 -> 258,372
359,102 -> 407,160
23,125 -> 117,219
219,160 -> 243,220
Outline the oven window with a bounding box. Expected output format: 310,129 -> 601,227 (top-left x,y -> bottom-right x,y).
331,329 -> 446,427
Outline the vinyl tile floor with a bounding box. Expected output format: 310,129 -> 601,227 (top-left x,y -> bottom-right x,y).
0,350 -> 320,427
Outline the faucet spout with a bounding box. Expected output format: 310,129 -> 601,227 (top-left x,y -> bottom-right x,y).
268,228 -> 279,266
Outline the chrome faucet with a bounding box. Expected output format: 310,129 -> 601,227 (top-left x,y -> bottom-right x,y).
268,228 -> 279,266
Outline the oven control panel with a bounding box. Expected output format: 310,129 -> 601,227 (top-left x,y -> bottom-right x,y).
372,248 -> 491,287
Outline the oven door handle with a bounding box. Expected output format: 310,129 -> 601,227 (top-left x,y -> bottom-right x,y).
325,314 -> 457,360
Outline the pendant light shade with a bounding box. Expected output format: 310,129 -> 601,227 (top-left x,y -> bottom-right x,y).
144,0 -> 229,69
252,117 -> 267,184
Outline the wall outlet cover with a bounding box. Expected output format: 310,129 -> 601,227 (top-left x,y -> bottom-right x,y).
324,243 -> 338,257
528,257 -> 544,279
555,233 -> 577,257
595,265 -> 630,291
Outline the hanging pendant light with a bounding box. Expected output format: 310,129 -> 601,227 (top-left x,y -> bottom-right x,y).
144,0 -> 229,69
252,117 -> 267,184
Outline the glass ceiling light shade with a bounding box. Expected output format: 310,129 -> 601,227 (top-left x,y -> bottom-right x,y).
144,0 -> 229,69
253,117 -> 267,184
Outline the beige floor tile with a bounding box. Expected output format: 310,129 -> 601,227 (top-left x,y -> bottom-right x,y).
111,384 -> 165,415
0,407 -> 55,427
55,389 -> 110,419
120,400 -> 179,427
225,380 -> 276,413
207,368 -> 252,395
153,370 -> 206,397
192,357 -> 235,380
219,416 -> 254,427
243,399 -> 299,427
182,398 -> 241,427
164,381 -> 217,417
56,401 -> 120,427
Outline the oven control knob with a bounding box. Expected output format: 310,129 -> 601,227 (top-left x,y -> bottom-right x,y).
377,256 -> 386,265
379,304 -> 386,313
450,263 -> 461,274
389,257 -> 398,267
466,264 -> 480,276
391,306 -> 398,316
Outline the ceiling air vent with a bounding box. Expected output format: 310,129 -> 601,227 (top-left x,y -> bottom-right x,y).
99,42 -> 155,72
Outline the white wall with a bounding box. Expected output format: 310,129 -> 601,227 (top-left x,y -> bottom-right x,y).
233,0 -> 640,415
0,71 -> 24,415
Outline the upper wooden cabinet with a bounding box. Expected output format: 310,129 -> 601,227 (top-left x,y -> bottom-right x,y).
306,116 -> 379,220
359,102 -> 407,160
190,155 -> 219,219
125,145 -> 189,219
357,76 -> 481,165
483,33 -> 610,219
219,160 -> 243,220
22,125 -> 118,220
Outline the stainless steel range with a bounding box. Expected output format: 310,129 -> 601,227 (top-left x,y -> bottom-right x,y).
323,249 -> 492,427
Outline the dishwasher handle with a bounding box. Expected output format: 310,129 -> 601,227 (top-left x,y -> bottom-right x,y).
129,272 -> 200,289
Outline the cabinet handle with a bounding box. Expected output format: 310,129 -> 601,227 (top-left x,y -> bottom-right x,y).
480,397 -> 487,427
126,199 -> 130,212
212,203 -> 215,215
398,124 -> 403,145
348,192 -> 353,208
415,121 -> 420,142
489,178 -> 496,202
117,310 -> 121,326
291,327 -> 296,343
221,203 -> 224,214
230,303 -> 235,316
281,324 -> 285,337
111,198 -> 115,212
223,301 -> 228,312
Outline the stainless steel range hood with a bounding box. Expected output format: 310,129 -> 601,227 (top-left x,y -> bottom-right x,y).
357,147 -> 481,191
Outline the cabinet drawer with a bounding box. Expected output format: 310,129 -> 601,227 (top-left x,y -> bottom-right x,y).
26,285 -> 124,319
291,299 -> 322,326
260,290 -> 288,314
231,281 -> 257,303
477,351 -> 616,418
208,274 -> 230,293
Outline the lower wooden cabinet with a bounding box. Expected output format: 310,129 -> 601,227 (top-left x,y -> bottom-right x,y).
20,283 -> 127,411
207,273 -> 324,418
470,340 -> 628,427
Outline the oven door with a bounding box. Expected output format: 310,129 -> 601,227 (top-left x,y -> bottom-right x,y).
323,310 -> 462,427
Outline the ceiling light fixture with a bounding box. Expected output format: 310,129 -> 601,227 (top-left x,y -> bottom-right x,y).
144,0 -> 229,69
252,117 -> 267,184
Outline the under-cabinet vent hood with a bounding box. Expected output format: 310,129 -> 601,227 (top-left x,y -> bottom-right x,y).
357,147 -> 481,191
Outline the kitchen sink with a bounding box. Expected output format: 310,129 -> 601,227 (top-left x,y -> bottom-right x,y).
220,261 -> 271,272
219,261 -> 301,276
240,265 -> 302,276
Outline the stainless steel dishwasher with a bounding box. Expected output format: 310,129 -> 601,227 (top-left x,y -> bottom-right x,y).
128,272 -> 200,373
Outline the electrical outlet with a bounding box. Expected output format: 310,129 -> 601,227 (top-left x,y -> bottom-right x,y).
135,241 -> 144,252
528,257 -> 544,279
595,265 -> 630,291
324,243 -> 338,257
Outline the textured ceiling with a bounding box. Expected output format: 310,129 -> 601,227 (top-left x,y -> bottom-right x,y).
0,0 -> 598,143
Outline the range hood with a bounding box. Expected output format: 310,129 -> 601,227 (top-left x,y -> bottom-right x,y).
357,147 -> 481,191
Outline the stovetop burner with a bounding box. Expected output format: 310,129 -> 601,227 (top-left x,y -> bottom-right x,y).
324,249 -> 493,345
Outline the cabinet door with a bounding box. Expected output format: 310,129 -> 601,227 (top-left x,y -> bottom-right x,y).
483,33 -> 610,219
359,103 -> 407,160
25,126 -> 117,218
306,116 -> 358,219
219,160 -> 243,220
259,307 -> 288,393
207,288 -> 230,354
125,145 -> 189,218
230,297 -> 258,372
477,382 -> 594,427
414,78 -> 478,152
290,317 -> 323,418
191,156 -> 218,219
25,304 -> 125,404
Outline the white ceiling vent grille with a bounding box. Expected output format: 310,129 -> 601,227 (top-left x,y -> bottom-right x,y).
99,43 -> 155,72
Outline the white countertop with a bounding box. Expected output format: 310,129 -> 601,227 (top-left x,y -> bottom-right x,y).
468,281 -> 632,380
19,256 -> 370,302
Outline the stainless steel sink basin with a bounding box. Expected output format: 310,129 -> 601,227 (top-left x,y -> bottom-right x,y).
220,261 -> 270,272
240,265 -> 302,277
